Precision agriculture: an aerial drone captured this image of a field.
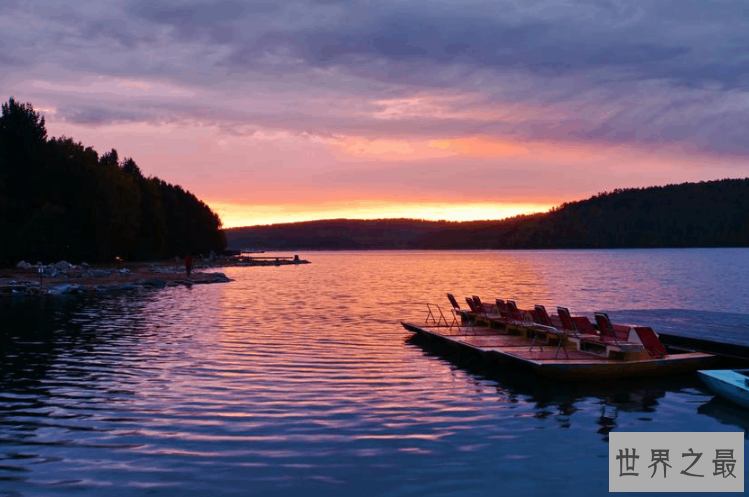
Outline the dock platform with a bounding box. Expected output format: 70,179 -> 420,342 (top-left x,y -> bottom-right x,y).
402,321 -> 714,381
232,255 -> 310,266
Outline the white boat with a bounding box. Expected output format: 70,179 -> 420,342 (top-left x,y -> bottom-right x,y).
698,369 -> 749,409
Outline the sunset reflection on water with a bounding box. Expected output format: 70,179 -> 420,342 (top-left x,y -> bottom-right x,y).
1,249 -> 748,496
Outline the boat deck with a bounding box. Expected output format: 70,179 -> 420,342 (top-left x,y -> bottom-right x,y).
435,327 -> 505,337
403,321 -> 715,380
427,329 -> 618,362
485,346 -> 613,362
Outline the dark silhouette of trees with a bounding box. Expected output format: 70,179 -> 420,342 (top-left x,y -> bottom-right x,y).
225,219 -> 450,250
226,180 -> 749,250
0,97 -> 226,265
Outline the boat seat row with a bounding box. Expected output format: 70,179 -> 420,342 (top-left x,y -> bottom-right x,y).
447,293 -> 668,359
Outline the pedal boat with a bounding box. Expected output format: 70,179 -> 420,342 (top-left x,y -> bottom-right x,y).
403,298 -> 714,381
698,369 -> 749,409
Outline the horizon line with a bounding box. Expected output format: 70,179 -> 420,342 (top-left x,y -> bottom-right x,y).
222,212 -> 548,230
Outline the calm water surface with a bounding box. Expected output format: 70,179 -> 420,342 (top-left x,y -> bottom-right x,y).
1,249 -> 748,496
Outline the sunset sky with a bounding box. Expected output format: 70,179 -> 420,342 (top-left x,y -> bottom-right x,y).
3,0 -> 749,227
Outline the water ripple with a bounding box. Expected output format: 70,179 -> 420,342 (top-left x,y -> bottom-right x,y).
1,250 -> 748,496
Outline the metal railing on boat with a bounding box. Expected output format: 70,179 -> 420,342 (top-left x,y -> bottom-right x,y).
425,303 -> 467,331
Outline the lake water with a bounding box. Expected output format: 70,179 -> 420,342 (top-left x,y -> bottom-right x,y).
1,249 -> 748,496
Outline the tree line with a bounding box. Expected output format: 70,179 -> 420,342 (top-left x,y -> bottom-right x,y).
225,218 -> 450,249
225,179 -> 749,250
418,179 -> 749,249
0,98 -> 226,266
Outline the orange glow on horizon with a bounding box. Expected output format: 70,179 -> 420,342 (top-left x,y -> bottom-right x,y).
207,200 -> 555,228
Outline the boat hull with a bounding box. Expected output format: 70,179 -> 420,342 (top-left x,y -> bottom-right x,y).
402,321 -> 715,381
530,354 -> 715,381
698,370 -> 749,410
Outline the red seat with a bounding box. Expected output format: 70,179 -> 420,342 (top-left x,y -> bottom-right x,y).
595,312 -> 624,343
465,297 -> 479,313
447,293 -> 461,311
506,300 -> 524,321
533,305 -> 553,327
529,304 -> 568,358
572,316 -> 598,335
556,307 -> 599,336
495,299 -> 512,322
472,295 -> 493,314
635,327 -> 668,358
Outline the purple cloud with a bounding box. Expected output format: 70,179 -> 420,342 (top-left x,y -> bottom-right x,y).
2,0 -> 749,158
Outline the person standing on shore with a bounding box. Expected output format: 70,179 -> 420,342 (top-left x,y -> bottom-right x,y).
185,253 -> 193,278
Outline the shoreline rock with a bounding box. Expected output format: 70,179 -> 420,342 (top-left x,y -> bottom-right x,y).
0,264 -> 233,298
2,254 -> 306,299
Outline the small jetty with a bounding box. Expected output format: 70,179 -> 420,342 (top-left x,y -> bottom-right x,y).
402,295 -> 715,381
232,254 -> 310,266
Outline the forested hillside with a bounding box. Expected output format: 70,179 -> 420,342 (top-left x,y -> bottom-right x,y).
0,98 -> 225,265
225,219 -> 449,249
226,179 -> 749,250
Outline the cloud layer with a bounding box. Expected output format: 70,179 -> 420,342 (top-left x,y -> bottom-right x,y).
3,0 -> 749,224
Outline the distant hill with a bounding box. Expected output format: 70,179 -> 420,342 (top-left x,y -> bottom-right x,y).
225,219 -> 451,250
225,178 -> 749,250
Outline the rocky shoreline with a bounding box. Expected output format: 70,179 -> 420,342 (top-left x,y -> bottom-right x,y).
1,260 -> 232,297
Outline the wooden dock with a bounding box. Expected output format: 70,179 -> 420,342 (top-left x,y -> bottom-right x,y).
233,255 -> 310,266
